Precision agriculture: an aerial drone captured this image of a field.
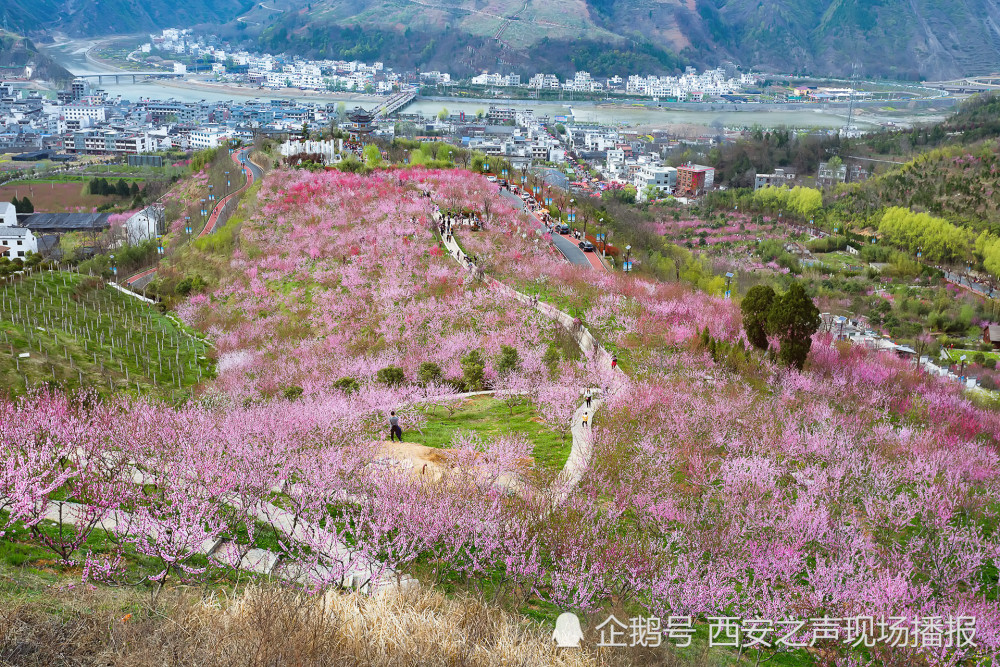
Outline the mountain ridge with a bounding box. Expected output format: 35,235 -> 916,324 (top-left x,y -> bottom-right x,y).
3,0 -> 1000,79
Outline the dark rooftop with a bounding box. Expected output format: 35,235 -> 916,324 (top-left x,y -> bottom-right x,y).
22,213 -> 110,232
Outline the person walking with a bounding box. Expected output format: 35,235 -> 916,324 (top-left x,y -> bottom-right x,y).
389,411 -> 403,442
584,388 -> 592,408
611,356 -> 617,370
581,411 -> 589,428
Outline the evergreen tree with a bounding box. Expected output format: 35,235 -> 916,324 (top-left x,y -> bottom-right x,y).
9,196 -> 20,212
461,349 -> 486,391
21,197 -> 33,213
740,285 -> 776,350
116,179 -> 130,198
495,344 -> 521,375
765,282 -> 821,370
130,182 -> 140,197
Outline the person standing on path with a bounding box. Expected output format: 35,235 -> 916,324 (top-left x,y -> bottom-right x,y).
581,411 -> 589,428
389,411 -> 403,442
611,356 -> 617,370
584,388 -> 592,408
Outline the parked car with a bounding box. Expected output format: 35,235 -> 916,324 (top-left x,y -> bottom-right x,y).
578,240 -> 595,252
558,224 -> 571,234
486,175 -> 498,182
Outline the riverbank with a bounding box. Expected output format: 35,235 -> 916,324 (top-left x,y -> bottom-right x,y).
156,77 -> 383,103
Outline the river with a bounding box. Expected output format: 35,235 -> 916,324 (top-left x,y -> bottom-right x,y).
40,37 -> 944,131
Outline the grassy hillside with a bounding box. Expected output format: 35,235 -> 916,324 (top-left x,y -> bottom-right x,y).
828,94 -> 1000,231
0,271 -> 212,402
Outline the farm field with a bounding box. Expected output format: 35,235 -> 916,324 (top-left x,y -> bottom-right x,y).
0,271 -> 212,400
0,181 -> 128,212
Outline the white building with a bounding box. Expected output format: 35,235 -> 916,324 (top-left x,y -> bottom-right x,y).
0,202 -> 16,227
62,105 -> 106,122
189,125 -> 229,149
0,203 -> 37,259
634,165 -> 677,201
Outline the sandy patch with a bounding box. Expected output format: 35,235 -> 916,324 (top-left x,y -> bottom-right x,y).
373,440 -> 532,494
375,440 -> 449,483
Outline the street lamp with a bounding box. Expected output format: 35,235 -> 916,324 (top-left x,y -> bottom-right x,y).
157,236 -> 164,255
208,184 -> 215,202
225,171 -> 230,195
960,354 -> 968,379
624,245 -> 632,272
917,246 -> 922,258
724,272 -> 734,299
110,254 -> 116,278
185,215 -> 192,235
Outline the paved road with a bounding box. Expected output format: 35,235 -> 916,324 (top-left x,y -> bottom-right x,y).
533,167 -> 570,191
944,271 -> 995,298
199,147 -> 259,238
500,188 -> 593,267
124,147 -> 263,287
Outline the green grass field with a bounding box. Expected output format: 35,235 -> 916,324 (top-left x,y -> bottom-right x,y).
0,271 -> 212,401
418,395 -> 571,471
943,347 -> 1000,364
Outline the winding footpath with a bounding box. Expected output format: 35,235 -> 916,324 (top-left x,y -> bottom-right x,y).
433,209 -> 627,507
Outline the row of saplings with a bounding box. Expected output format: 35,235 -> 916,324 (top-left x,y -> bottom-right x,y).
281,345 -> 529,400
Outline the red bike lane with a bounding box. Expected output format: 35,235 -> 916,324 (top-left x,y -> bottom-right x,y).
198,147 -> 256,239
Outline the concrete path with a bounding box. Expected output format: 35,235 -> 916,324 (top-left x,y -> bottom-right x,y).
435,209 -> 626,505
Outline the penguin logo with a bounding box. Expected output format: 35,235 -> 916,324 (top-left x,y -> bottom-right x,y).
552,612 -> 584,647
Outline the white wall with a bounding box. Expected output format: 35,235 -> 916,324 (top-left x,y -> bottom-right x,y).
0,202 -> 15,227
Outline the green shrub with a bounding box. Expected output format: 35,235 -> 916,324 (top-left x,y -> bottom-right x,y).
283,386 -> 304,400
417,362 -> 442,386
495,345 -> 520,375
376,366 -> 406,386
461,350 -> 486,391
973,352 -> 986,365
333,377 -> 360,394
986,359 -> 997,370
175,274 -> 207,296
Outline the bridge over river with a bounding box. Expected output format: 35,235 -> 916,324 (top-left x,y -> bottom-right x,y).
74,72 -> 186,85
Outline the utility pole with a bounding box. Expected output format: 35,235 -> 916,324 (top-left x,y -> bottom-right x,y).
845,61 -> 860,141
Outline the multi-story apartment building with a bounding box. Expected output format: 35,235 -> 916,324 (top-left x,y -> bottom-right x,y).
67,129 -> 155,155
